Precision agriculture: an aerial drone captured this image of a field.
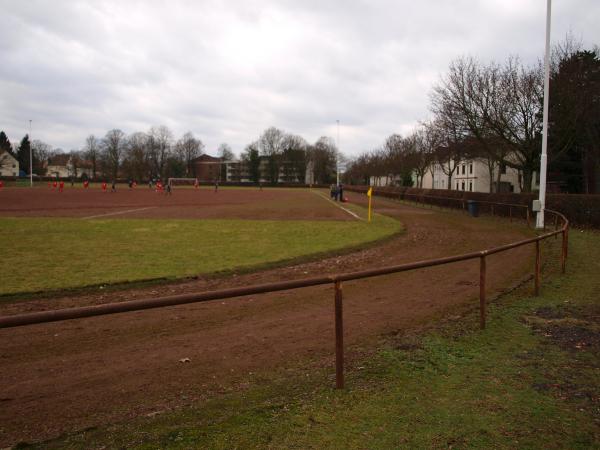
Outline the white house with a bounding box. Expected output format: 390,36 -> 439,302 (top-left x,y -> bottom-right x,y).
45,154 -> 93,179
0,151 -> 19,176
421,157 -> 538,193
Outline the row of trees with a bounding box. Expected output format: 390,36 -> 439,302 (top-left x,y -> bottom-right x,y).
345,40 -> 600,193
240,127 -> 338,184
81,126 -> 205,181
1,125 -> 341,184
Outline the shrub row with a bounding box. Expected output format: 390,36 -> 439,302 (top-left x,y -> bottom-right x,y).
345,185 -> 600,228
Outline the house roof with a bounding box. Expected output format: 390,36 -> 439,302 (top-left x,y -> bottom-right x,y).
0,150 -> 18,162
47,154 -> 70,166
191,154 -> 222,163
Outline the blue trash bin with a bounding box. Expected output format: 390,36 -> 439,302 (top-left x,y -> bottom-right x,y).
467,200 -> 479,217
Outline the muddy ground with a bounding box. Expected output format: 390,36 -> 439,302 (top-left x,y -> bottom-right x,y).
0,191 -> 535,446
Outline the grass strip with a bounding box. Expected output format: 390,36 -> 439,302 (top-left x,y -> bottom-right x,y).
0,212 -> 401,296
27,230 -> 600,449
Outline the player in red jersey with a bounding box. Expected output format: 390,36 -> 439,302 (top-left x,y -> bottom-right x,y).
102,182 -> 107,192
83,180 -> 89,189
58,181 -> 64,192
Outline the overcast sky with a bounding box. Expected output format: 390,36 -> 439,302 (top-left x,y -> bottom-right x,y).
1,1 -> 598,158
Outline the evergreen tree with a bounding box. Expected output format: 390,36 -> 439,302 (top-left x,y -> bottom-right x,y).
17,135 -> 31,174
0,131 -> 13,155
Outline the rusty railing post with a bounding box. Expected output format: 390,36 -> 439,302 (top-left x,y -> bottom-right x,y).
561,229 -> 567,274
509,206 -> 512,222
480,255 -> 486,329
334,280 -> 344,389
526,207 -> 531,228
534,240 -> 541,296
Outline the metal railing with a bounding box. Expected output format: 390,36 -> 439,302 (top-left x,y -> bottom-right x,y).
0,205 -> 569,389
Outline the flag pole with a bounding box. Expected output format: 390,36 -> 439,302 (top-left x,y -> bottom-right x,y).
536,0 -> 552,229
367,187 -> 373,222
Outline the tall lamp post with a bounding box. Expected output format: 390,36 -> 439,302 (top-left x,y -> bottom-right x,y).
336,120 -> 340,185
536,0 -> 552,229
29,119 -> 33,187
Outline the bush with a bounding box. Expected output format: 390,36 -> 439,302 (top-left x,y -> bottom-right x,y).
345,185 -> 600,228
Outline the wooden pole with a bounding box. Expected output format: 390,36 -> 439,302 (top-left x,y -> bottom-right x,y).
334,280 -> 344,389
480,255 -> 486,329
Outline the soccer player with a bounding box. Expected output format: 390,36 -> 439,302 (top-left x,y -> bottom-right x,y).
52,180 -> 58,190
83,180 -> 89,189
102,181 -> 107,192
0,180 -> 3,190
58,181 -> 64,192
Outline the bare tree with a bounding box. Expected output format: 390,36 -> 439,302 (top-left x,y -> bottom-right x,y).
175,132 -> 204,176
121,132 -> 151,181
217,143 -> 235,160
147,125 -> 174,180
31,140 -> 53,176
84,135 -> 100,179
259,127 -> 285,183
102,129 -> 126,180
431,56 -> 544,192
309,137 -> 337,184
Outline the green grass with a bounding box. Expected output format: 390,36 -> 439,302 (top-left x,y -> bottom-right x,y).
0,212 -> 401,296
29,230 -> 600,449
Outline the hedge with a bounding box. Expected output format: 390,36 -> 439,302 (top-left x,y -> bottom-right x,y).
345,185 -> 600,228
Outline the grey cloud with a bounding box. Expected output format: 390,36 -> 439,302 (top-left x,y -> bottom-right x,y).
1,0 -> 599,156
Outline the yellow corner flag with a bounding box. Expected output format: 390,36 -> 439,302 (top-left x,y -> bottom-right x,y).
367,187 -> 373,222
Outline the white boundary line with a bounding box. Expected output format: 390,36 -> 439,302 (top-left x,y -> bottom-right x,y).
312,191 -> 363,221
81,207 -> 157,220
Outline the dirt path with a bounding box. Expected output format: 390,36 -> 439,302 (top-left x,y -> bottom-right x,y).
0,193 -> 535,446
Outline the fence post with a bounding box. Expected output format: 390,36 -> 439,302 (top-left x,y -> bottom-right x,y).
534,240 -> 541,296
561,229 -> 567,274
334,280 -> 344,389
480,255 -> 486,329
526,208 -> 531,228
509,206 -> 512,222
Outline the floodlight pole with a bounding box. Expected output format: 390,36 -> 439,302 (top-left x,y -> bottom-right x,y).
336,120 -> 340,185
29,119 -> 33,187
536,0 -> 551,229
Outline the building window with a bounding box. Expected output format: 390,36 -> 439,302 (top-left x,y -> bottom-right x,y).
469,164 -> 473,174
456,182 -> 459,190
462,165 -> 466,175
461,182 -> 465,191
469,182 -> 473,192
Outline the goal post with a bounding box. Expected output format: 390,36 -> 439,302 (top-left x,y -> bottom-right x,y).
167,178 -> 199,188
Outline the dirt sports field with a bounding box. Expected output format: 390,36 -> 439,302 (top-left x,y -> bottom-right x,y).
0,188 -> 535,447
0,185 -> 353,220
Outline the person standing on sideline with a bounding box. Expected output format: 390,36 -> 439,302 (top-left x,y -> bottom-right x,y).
338,184 -> 344,202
